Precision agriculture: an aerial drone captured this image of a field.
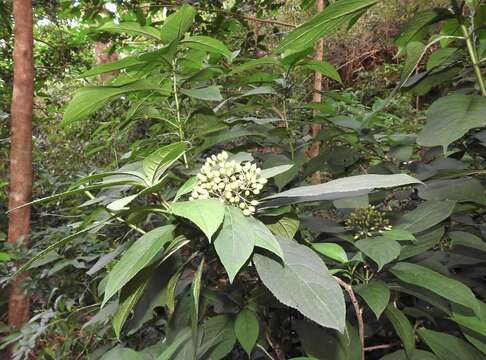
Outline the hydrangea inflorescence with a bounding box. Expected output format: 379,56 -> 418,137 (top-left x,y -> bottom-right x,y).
190,151 -> 267,215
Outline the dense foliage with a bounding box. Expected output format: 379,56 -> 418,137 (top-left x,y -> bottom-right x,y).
2,0 -> 486,359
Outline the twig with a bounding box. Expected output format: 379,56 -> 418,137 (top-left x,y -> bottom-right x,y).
136,3 -> 296,28
364,342 -> 399,352
256,344 -> 276,360
334,276 -> 365,360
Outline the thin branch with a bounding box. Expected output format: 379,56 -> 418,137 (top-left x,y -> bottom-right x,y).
334,276 -> 365,360
364,342 -> 400,352
137,3 -> 296,28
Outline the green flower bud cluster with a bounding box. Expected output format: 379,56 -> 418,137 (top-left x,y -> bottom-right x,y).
345,205 -> 392,240
189,151 -> 267,216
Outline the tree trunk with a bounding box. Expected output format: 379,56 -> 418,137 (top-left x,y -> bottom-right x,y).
94,41 -> 119,84
308,0 -> 325,184
8,0 -> 33,330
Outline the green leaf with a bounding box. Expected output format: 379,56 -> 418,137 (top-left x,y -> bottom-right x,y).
101,346 -> 144,360
451,302 -> 486,337
385,305 -> 415,356
379,229 -> 416,242
399,226 -> 444,260
142,142 -> 186,185
395,9 -> 450,47
264,174 -> 420,205
390,262 -> 480,315
102,225 -> 175,306
254,237 -> 346,332
81,56 -> 146,77
230,57 -> 282,75
277,0 -> 378,53
0,252 -> 10,262
295,321 -> 361,360
265,213 -> 300,240
112,267 -> 152,339
160,4 -> 196,44
247,216 -> 284,260
418,329 -> 484,360
450,231 -> 486,252
260,164 -> 294,179
173,177 -> 197,202
354,280 -> 390,319
213,206 -> 255,282
417,94 -> 486,151
181,36 -> 232,58
234,309 -> 259,355
418,178 -> 486,204
400,42 -> 426,85
200,315 -> 236,359
312,243 -> 348,264
181,86 -> 223,101
107,194 -> 139,212
16,219 -> 112,274
191,257 -> 204,349
380,350 -> 438,360
427,48 -> 459,71
300,60 -> 342,83
396,200 -> 455,234
62,80 -> 167,127
172,199 -> 225,242
156,328 -> 192,360
98,21 -> 161,40
355,237 -> 401,270
197,128 -> 265,152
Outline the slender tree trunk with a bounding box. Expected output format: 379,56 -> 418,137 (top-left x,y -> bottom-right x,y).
308,0 -> 325,184
95,41 -> 119,84
8,0 -> 33,329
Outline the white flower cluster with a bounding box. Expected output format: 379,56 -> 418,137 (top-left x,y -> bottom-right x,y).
190,151 -> 267,215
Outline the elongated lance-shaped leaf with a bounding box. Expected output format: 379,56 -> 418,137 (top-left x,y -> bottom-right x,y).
160,4 -> 196,44
62,80 -> 169,127
277,0 -> 379,53
102,225 -> 175,306
142,142 -> 187,185
15,217 -> 114,275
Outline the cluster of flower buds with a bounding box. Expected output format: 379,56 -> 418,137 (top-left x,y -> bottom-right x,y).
345,205 -> 392,240
189,151 -> 267,215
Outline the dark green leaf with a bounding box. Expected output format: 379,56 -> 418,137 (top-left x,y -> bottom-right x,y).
277,0 -> 379,53
234,309 -> 259,355
254,237 -> 345,332
396,200 -> 455,234
143,142 -> 186,185
391,262 -> 480,315
385,305 -> 415,355
449,231 -> 486,252
98,22 -> 161,40
172,199 -> 225,242
213,206 -> 255,282
181,86 -> 223,101
160,4 -> 196,43
355,237 -> 401,270
418,95 -> 486,151
312,243 -> 348,264
264,174 -> 421,205
300,60 -> 342,83
354,280 -> 390,319
418,329 -> 484,360
62,80 -> 167,127
102,225 -> 175,306
181,36 -> 232,58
